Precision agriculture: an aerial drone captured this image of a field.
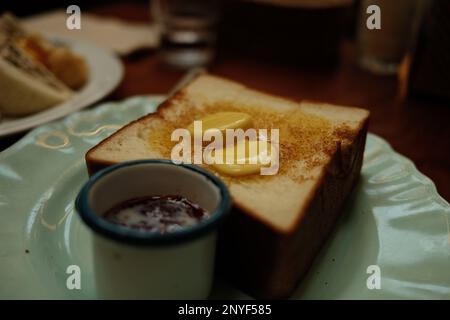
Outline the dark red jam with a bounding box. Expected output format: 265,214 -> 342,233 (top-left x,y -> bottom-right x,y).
103,195 -> 210,233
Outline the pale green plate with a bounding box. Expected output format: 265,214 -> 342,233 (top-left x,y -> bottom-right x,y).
0,96 -> 449,299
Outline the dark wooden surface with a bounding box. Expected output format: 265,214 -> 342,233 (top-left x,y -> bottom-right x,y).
2,2 -> 450,202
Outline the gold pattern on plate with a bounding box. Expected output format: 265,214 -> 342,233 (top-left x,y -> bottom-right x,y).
40,210 -> 71,231
67,124 -> 121,137
35,131 -> 70,149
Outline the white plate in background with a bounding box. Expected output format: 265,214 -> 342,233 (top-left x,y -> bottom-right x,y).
0,35 -> 123,137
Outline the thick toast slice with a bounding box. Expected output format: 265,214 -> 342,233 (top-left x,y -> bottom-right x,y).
86,74 -> 369,298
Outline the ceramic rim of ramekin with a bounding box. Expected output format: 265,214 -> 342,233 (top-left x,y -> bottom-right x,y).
75,159 -> 231,246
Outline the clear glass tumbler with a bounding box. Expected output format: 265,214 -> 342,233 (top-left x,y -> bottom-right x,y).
356,0 -> 426,75
151,0 -> 221,69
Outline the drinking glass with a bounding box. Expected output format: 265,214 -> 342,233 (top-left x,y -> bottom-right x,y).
151,0 -> 221,69
356,0 -> 427,75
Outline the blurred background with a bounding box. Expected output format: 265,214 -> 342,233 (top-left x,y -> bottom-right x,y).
1,0 -> 449,201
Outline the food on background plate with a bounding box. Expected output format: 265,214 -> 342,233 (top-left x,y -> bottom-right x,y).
85,74 -> 370,298
0,13 -> 88,116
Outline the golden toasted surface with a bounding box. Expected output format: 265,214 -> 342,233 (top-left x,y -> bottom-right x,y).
145,92 -> 357,183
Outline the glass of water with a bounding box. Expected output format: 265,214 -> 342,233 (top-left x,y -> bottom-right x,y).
151,0 -> 221,69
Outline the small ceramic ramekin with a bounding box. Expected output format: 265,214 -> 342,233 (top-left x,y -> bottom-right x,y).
75,159 -> 230,299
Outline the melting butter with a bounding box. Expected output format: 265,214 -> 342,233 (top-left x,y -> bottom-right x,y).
187,112 -> 253,136
206,139 -> 275,176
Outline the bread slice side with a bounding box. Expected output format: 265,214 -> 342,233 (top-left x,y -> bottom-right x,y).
218,117 -> 369,298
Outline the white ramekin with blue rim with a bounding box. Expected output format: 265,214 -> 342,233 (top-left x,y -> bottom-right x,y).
75,159 -> 231,299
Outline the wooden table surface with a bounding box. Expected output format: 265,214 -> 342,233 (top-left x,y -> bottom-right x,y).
2,2 -> 450,202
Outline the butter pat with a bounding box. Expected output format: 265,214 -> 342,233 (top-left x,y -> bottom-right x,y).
187,112 -> 253,136
206,139 -> 275,176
